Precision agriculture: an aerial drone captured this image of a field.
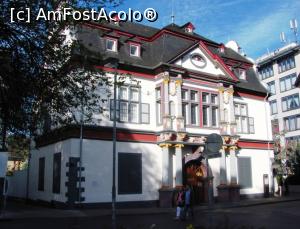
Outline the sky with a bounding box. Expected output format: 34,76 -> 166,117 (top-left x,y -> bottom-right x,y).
114,0 -> 300,59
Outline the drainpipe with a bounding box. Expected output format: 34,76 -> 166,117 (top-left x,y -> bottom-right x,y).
264,92 -> 274,195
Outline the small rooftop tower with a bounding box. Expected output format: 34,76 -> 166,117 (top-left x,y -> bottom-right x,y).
280,32 -> 286,43
225,40 -> 240,53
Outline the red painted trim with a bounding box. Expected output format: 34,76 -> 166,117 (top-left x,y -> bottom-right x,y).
199,41 -> 239,81
235,91 -> 266,101
95,66 -> 155,79
238,141 -> 273,150
117,132 -> 157,142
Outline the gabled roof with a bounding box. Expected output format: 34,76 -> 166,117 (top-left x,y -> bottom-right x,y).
78,21 -> 266,94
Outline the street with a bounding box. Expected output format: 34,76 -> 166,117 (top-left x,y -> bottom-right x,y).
1,200 -> 300,229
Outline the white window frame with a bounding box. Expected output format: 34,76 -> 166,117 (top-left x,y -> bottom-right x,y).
129,43 -> 141,57
106,37 -> 117,52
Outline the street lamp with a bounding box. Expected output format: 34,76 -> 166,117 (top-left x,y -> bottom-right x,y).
105,58 -> 119,229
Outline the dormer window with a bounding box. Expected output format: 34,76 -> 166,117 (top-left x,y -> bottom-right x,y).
183,22 -> 195,33
129,43 -> 140,57
111,14 -> 120,26
219,44 -> 225,53
238,69 -> 246,80
106,37 -> 117,52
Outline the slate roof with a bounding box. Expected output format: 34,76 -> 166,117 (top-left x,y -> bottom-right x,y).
77,21 -> 267,94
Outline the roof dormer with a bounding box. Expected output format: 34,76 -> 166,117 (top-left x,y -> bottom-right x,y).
182,22 -> 195,33
110,14 -> 120,26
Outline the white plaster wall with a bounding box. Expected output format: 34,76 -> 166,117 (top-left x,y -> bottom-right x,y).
234,96 -> 272,141
71,139 -> 162,203
28,140 -> 71,202
238,149 -> 273,195
175,47 -> 225,76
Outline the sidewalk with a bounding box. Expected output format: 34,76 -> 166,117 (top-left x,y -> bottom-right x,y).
2,194 -> 300,220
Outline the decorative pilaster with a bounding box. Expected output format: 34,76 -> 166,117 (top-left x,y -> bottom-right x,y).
219,146 -> 227,185
163,73 -> 170,115
159,143 -> 173,188
174,144 -> 184,187
229,145 -> 238,184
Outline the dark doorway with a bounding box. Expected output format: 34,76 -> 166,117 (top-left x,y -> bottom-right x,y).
183,157 -> 206,205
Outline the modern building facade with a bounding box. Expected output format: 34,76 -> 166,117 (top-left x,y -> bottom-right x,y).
27,21 -> 273,207
256,43 -> 300,145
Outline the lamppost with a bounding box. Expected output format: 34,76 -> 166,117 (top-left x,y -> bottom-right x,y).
108,58 -> 119,229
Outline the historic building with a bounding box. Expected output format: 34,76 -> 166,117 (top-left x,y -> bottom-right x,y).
27,20 -> 273,207
256,43 -> 300,146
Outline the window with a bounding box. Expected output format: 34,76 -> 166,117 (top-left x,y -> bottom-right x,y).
190,90 -> 198,101
118,153 -> 142,194
129,44 -> 140,57
191,104 -> 198,125
182,103 -> 188,124
279,73 -> 297,92
270,100 -> 278,114
267,81 -> 276,94
110,86 -> 150,124
53,153 -> 61,194
278,56 -> 295,73
38,157 -> 45,191
281,94 -> 300,111
182,90 -> 188,100
106,38 -> 117,52
234,103 -> 254,134
202,92 -> 218,127
258,64 -> 274,80
238,157 -> 253,189
284,115 -> 300,132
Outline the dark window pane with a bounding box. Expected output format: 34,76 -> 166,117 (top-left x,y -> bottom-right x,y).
212,107 -> 218,126
202,106 -> 208,126
238,157 -> 252,189
191,104 -> 198,124
38,157 -> 45,191
118,153 -> 142,194
53,153 -> 61,194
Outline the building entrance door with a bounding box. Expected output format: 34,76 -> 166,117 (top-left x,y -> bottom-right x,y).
183,159 -> 207,205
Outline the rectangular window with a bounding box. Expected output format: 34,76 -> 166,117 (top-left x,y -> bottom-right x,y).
129,103 -> 139,123
278,56 -> 295,73
202,105 -> 208,126
130,44 -> 140,57
281,94 -> 300,111
284,115 -> 300,132
106,38 -> 117,52
190,91 -> 198,101
38,157 -> 45,191
202,92 -> 218,127
238,157 -> 253,189
234,103 -> 254,134
267,81 -> 276,94
182,103 -> 188,124
258,64 -> 274,80
270,100 -> 278,114
53,153 -> 61,194
191,104 -> 198,125
118,153 -> 142,194
111,86 -> 150,124
182,90 -> 188,100
280,73 -> 297,92
156,102 -> 162,124
141,103 -> 150,124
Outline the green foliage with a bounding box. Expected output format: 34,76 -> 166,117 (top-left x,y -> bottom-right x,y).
0,0 -> 122,149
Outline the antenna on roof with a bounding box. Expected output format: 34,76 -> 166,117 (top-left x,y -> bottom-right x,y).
280,32 -> 286,43
171,0 -> 175,24
290,18 -> 298,43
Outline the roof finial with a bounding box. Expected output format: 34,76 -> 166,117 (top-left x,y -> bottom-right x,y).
171,0 -> 175,24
